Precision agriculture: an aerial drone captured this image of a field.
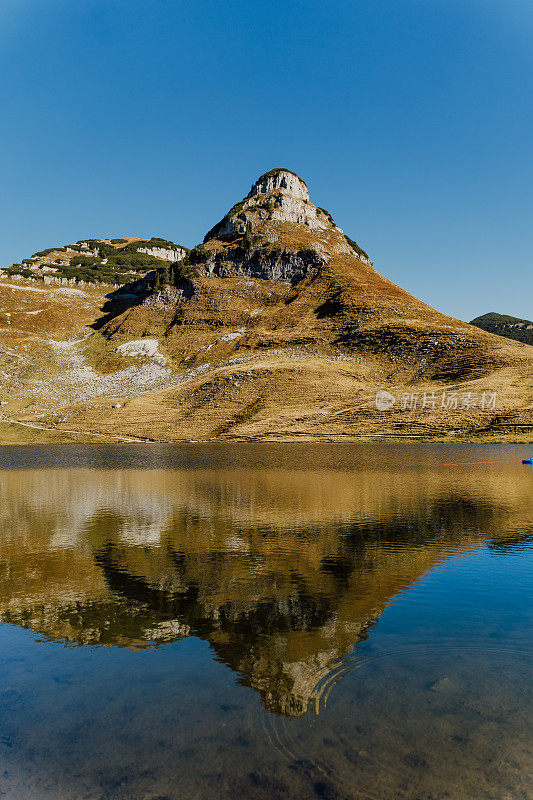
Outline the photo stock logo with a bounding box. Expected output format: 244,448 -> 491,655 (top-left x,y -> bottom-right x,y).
375,389 -> 498,413
375,390 -> 396,411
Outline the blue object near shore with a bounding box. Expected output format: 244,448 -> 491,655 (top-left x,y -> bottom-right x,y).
522,459 -> 533,464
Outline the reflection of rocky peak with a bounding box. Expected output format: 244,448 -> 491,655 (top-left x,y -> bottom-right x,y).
0,466 -> 531,716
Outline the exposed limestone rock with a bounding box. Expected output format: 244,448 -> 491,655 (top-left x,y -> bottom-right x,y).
204,246 -> 325,284
247,169 -> 310,202
42,275 -> 121,289
202,167 -> 362,286
265,193 -> 333,230
207,176 -> 343,240
137,245 -> 187,262
114,339 -> 163,360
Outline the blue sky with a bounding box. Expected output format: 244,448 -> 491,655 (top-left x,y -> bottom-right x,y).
1,0 -> 531,321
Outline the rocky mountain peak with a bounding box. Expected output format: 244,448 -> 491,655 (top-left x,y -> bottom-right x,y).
199,168 -> 373,283
247,168 -> 309,202
204,167 -> 343,245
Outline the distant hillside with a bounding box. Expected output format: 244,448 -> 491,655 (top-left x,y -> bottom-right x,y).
5,236 -> 190,286
470,312 -> 533,346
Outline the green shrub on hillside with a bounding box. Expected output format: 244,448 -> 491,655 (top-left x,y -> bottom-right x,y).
25,235 -> 189,287
470,313 -> 533,346
345,235 -> 369,260
139,237 -> 187,251
70,256 -> 101,269
150,259 -> 198,292
31,246 -> 67,258
188,244 -> 209,264
317,207 -> 335,225
6,265 -> 35,279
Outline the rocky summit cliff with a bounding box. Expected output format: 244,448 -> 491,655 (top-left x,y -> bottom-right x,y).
201,168 -> 371,283
0,167 -> 532,443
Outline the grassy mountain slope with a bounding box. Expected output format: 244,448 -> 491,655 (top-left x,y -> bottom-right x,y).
1,169 -> 532,442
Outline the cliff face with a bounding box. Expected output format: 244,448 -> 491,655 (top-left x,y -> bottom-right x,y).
197,168 -> 374,286
137,245 -> 187,262
248,168 -> 310,201
204,168 -> 354,246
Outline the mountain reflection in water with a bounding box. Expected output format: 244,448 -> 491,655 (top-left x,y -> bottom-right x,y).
0,446 -> 531,719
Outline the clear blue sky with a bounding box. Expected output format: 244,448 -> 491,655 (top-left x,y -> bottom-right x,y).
1,0 -> 531,321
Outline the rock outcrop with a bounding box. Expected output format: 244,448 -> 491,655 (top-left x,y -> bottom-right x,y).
201,168 -> 368,283
202,244 -> 325,284
137,245 -> 187,262
204,168 -> 351,242
248,168 -> 310,201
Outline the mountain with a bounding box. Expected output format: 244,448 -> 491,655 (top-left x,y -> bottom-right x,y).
6,236 -> 189,285
0,167 -> 532,442
470,312 -> 533,346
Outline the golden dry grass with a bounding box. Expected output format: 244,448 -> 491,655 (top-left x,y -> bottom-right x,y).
1,216 -> 532,445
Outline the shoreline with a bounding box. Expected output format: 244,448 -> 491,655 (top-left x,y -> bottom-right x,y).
0,420 -> 532,446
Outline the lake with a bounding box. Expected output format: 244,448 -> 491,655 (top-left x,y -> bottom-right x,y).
0,443 -> 531,799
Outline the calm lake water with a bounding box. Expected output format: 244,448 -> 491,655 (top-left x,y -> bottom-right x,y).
0,443 -> 531,800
